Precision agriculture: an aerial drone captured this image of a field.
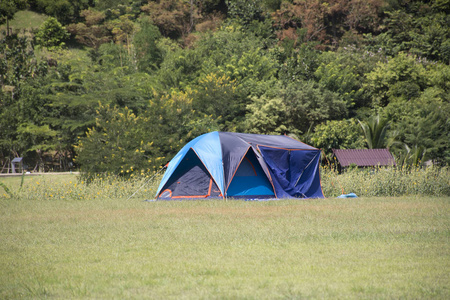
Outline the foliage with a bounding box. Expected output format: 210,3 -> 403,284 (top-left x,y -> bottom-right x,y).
133,17 -> 162,72
246,81 -> 348,136
309,118 -> 366,156
75,88 -> 218,178
35,17 -> 70,50
140,0 -> 198,39
33,0 -> 93,24
193,72 -> 242,130
0,34 -> 49,161
75,103 -> 162,178
2,0 -> 450,173
245,95 -> 289,135
386,91 -> 450,165
368,3 -> 450,63
226,0 -> 265,26
364,52 -> 429,107
272,0 -> 384,47
357,114 -> 390,149
66,9 -> 111,49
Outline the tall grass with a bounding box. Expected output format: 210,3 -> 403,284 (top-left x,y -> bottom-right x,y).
321,166 -> 450,198
0,173 -> 162,201
1,165 -> 448,201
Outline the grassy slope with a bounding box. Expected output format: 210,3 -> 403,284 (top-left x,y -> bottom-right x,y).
0,193 -> 448,299
0,10 -> 47,37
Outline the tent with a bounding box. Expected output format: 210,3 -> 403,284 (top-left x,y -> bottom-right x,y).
155,132 -> 324,200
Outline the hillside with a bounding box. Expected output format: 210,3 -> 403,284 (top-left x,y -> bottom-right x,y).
0,0 -> 449,174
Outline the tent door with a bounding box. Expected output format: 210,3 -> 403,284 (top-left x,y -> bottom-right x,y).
227,150 -> 274,198
158,149 -> 221,199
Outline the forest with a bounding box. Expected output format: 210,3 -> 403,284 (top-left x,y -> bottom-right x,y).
1,0 -> 449,176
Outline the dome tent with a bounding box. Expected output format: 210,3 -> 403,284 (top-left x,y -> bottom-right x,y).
155,132 -> 324,199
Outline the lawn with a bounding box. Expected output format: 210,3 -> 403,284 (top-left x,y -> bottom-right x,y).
0,176 -> 448,299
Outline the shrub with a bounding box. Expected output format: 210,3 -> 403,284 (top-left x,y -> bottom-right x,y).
35,17 -> 70,50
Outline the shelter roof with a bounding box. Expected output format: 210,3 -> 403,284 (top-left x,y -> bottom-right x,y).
332,149 -> 395,167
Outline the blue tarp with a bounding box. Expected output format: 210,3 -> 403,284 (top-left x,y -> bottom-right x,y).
155,132 -> 324,200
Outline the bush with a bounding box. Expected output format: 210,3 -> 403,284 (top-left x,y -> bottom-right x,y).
35,17 -> 69,50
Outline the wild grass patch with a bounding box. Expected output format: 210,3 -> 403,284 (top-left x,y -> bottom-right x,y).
321,166 -> 450,197
1,165 -> 448,201
0,173 -> 161,201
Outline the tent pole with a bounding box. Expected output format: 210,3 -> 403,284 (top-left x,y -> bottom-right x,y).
222,161 -> 227,201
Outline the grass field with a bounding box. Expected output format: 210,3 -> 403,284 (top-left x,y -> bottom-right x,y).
0,10 -> 47,37
0,174 -> 449,299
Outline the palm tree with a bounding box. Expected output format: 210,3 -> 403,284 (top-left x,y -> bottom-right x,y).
358,115 -> 390,149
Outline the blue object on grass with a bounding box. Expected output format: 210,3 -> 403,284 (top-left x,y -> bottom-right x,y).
337,193 -> 358,198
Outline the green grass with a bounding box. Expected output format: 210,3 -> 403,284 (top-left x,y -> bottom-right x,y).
0,185 -> 449,298
0,10 -> 48,37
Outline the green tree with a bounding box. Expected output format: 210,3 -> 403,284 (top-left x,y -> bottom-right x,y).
245,80 -> 348,136
226,0 -> 264,26
75,88 -> 220,177
17,123 -> 57,171
34,0 -> 93,24
133,17 -> 162,72
357,114 -> 390,149
0,35 -> 49,163
367,2 -> 450,64
387,89 -> 450,165
75,103 -> 161,177
309,118 -> 366,156
193,72 -> 243,130
35,17 -> 70,50
245,95 -> 290,135
364,52 -> 428,108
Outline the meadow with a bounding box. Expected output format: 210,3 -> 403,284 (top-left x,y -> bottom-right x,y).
0,169 -> 449,299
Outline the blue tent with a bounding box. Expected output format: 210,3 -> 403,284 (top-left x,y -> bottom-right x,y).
155,132 -> 324,199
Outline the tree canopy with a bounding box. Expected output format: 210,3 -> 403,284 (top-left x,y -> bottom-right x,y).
0,0 -> 449,175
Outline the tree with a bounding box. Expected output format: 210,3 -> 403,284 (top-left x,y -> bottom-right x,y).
193,72 -> 244,130
35,17 -> 70,50
0,34 -> 49,164
17,123 -> 58,171
133,17 -> 162,72
357,114 -> 390,149
245,80 -> 348,136
74,103 -> 161,177
245,95 -> 289,135
33,0 -> 94,24
226,0 -> 264,25
367,2 -> 450,64
309,118 -> 366,156
386,89 -> 450,165
364,52 -> 428,108
67,9 -> 111,49
141,0 -> 199,39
